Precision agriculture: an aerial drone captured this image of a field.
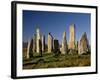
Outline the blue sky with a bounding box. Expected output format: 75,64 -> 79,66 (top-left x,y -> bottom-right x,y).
23,10 -> 91,44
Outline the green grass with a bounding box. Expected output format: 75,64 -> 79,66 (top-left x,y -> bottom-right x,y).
23,50 -> 91,69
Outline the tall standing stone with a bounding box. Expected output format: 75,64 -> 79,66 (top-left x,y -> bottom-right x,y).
53,39 -> 60,53
26,39 -> 33,59
33,34 -> 36,53
61,32 -> 68,54
36,28 -> 42,53
78,32 -> 89,54
76,41 -> 78,51
68,24 -> 75,49
41,35 -> 45,52
48,33 -> 53,53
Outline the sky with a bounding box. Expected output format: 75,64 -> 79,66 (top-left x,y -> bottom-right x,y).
23,10 -> 91,44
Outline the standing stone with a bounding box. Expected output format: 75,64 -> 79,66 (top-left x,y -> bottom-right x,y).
39,39 -> 42,56
33,34 -> 36,53
61,32 -> 68,54
41,35 -> 45,52
26,39 -> 33,59
53,39 -> 60,53
60,47 -> 62,53
76,41 -> 78,51
68,24 -> 75,49
48,33 -> 53,53
36,28 -> 42,53
78,32 -> 89,54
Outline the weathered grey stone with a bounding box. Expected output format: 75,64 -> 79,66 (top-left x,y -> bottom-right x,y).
78,32 -> 90,54
48,33 -> 53,53
33,34 -> 36,53
41,35 -> 45,52
26,39 -> 33,59
61,32 -> 68,54
68,24 -> 75,49
53,39 -> 60,53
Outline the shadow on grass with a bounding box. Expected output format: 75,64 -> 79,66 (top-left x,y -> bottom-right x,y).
23,58 -> 45,66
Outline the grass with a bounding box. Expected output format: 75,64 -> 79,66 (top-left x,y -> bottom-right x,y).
23,49 -> 91,69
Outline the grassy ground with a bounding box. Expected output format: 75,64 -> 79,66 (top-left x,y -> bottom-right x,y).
23,49 -> 91,69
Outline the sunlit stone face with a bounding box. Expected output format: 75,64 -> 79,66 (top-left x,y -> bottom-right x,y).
36,28 -> 41,53
61,31 -> 68,54
48,33 -> 53,53
36,28 -> 40,40
68,24 -> 75,49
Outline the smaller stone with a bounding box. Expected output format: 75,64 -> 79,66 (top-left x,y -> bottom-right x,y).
26,38 -> 33,59
53,39 -> 60,53
78,32 -> 90,54
48,33 -> 53,53
41,35 -> 45,52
